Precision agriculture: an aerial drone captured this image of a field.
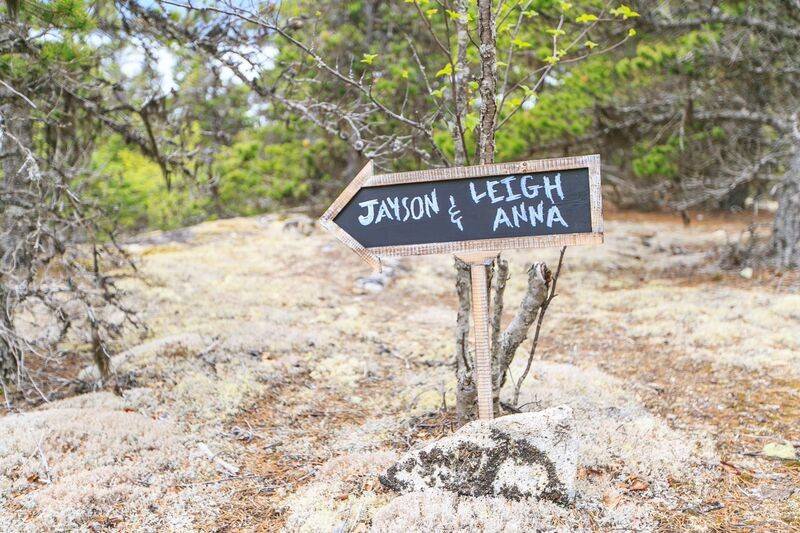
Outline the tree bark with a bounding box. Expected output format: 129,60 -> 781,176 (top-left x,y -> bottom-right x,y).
477,0 -> 498,165
0,87 -> 33,385
451,0 -> 469,166
453,257 -> 476,425
452,0 -> 497,425
495,263 -> 550,390
489,257 -> 508,413
772,150 -> 800,268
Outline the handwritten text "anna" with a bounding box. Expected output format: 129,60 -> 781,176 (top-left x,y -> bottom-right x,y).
469,173 -> 569,231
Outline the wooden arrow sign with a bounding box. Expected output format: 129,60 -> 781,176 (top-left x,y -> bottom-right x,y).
319,154 -> 603,421
319,155 -> 603,269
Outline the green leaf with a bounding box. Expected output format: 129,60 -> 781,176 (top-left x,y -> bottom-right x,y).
610,5 -> 640,20
546,28 -> 567,37
464,113 -> 479,131
512,37 -> 533,49
522,9 -> 538,18
425,8 -> 438,17
584,40 -> 599,49
544,55 -> 560,65
468,81 -> 479,91
575,13 -> 598,23
401,69 -> 410,79
444,9 -> 471,22
435,63 -> 453,77
430,87 -> 446,98
628,28 -> 637,37
559,1 -> 572,11
360,53 -> 378,65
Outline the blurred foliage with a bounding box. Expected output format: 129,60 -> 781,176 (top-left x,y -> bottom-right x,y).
8,0 -> 789,233
89,136 -> 205,231
88,126 -> 346,231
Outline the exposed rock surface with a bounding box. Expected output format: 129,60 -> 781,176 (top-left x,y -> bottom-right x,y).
380,405 -> 577,503
354,257 -> 402,293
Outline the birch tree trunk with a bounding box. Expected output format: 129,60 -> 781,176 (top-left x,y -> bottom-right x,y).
772,150 -> 800,268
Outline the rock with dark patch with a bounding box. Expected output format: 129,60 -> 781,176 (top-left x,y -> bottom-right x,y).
380,405 -> 577,503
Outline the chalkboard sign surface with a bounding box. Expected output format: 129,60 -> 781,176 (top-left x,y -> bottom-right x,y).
320,155 -> 603,269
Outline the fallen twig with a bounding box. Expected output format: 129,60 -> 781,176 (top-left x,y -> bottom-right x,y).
176,474 -> 267,488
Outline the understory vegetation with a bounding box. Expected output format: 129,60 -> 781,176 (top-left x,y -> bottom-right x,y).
1,2 -> 799,530
1,0 -> 798,418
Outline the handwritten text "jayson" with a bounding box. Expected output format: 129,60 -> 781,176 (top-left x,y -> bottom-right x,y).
357,189 -> 439,226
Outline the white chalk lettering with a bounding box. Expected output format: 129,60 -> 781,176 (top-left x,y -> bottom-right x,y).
376,201 -> 393,223
529,201 -> 544,226
511,202 -> 528,227
469,182 -> 486,204
449,195 -> 463,231
358,189 -> 441,226
410,196 -> 424,219
520,175 -> 541,199
487,180 -> 503,203
493,207 -> 512,231
424,189 -> 439,217
501,176 -> 522,201
543,173 -> 564,203
358,199 -> 379,225
386,196 -> 400,219
547,205 -> 569,227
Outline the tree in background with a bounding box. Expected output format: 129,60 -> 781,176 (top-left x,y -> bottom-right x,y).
559,0 -> 800,267
140,0 -> 635,423
11,0 -> 795,415
0,0 -> 179,400
643,0 -> 800,268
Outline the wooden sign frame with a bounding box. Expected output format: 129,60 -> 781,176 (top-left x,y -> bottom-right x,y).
319,154 -> 603,269
321,154 -> 604,421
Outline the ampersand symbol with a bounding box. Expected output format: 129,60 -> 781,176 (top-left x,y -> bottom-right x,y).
449,195 -> 463,232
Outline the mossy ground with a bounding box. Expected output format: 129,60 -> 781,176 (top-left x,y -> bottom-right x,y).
1,211 -> 797,531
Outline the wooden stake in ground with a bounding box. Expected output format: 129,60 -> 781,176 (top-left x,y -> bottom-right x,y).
461,252 -> 496,419
320,155 -> 604,420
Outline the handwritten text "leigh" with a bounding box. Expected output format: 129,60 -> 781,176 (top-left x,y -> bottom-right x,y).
469,173 -> 569,231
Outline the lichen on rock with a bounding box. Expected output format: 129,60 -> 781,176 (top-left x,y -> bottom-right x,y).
380,405 -> 577,503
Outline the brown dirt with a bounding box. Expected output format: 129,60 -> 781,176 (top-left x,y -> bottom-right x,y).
204,213 -> 799,531
542,324 -> 800,531
3,211 -> 798,531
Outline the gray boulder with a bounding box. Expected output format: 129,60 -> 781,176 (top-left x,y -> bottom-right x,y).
380,405 -> 577,504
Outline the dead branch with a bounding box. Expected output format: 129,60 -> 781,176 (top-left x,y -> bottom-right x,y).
494,262 -> 551,392
512,247 -> 566,405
